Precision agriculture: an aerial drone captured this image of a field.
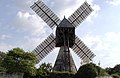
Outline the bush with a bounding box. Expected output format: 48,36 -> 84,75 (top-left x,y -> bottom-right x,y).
112,74 -> 120,78
96,65 -> 108,76
75,63 -> 108,78
75,63 -> 98,78
50,71 -> 75,78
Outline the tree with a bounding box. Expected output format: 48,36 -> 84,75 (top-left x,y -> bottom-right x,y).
0,52 -> 6,72
75,63 -> 108,78
2,48 -> 38,76
39,63 -> 52,71
96,65 -> 108,76
36,63 -> 52,76
75,63 -> 98,78
113,64 -> 120,75
105,67 -> 113,75
112,74 -> 120,78
106,64 -> 120,76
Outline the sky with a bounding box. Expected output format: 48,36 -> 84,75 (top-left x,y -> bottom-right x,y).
0,0 -> 120,69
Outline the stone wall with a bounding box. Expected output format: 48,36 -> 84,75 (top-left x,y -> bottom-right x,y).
0,73 -> 113,78
96,76 -> 113,78
0,73 -> 23,78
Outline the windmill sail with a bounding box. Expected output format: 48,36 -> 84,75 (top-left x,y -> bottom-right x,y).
31,0 -> 61,29
68,1 -> 93,28
33,33 -> 55,61
71,35 -> 95,62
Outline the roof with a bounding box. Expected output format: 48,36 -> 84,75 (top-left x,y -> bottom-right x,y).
58,17 -> 74,28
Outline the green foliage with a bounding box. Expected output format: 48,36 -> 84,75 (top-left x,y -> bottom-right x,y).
75,63 -> 108,78
49,71 -> 75,78
112,74 -> 120,78
75,63 -> 98,78
0,66 -> 6,72
113,64 -> 120,75
36,63 -> 75,78
39,63 -> 52,72
36,63 -> 52,76
106,67 -> 113,75
0,52 -> 6,72
96,65 -> 108,76
2,48 -> 120,78
33,63 -> 108,78
106,64 -> 120,77
2,48 -> 38,76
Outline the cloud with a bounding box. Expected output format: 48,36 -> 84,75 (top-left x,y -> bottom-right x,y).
10,11 -> 54,51
43,0 -> 100,22
49,0 -> 84,18
20,36 -> 48,51
87,4 -> 101,23
0,43 -> 15,52
10,0 -> 35,11
81,32 -> 120,68
0,0 -> 101,67
11,0 -> 100,36
12,11 -> 51,36
106,0 -> 120,6
0,35 -> 46,52
0,34 -> 12,40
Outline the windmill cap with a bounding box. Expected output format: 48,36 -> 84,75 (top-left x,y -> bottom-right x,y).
58,17 -> 74,28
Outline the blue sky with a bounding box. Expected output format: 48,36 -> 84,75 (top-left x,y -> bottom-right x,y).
0,0 -> 120,69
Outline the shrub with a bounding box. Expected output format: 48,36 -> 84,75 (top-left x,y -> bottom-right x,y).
75,63 -> 108,78
75,63 -> 98,78
50,71 -> 75,78
112,74 -> 120,78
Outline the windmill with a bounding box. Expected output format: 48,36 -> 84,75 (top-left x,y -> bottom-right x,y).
31,0 -> 95,72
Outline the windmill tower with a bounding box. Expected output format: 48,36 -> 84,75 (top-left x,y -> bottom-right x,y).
31,0 -> 95,72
